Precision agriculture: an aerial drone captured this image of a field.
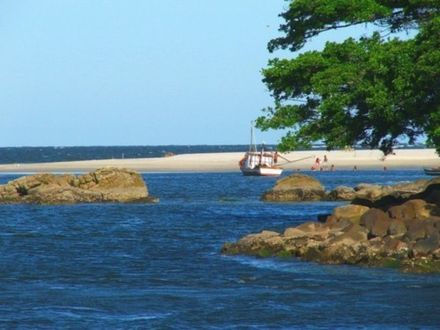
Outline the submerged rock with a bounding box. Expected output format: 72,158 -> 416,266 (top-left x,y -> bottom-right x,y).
0,168 -> 157,204
261,174 -> 325,202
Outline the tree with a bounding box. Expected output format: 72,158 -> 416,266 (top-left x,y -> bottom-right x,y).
256,0 -> 440,154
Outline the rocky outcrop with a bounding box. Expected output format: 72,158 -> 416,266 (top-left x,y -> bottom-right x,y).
327,179 -> 440,205
262,174 -> 326,202
0,168 -> 157,204
327,185 -> 356,201
223,177 -> 440,273
327,204 -> 370,225
262,175 -> 440,204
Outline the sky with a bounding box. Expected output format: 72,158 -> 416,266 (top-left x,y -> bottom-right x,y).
0,0 -> 377,147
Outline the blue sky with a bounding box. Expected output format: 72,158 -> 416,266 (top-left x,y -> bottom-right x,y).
0,1 -> 376,147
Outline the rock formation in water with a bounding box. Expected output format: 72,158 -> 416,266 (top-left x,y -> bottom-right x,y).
224,177 -> 440,273
261,174 -> 326,202
262,173 -> 436,203
0,168 -> 157,204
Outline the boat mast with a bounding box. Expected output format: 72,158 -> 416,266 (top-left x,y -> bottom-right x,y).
250,122 -> 257,152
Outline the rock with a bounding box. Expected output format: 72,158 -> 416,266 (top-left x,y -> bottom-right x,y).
327,218 -> 353,232
404,200 -> 433,219
77,168 -> 149,202
0,168 -> 156,204
352,178 -> 439,208
371,219 -> 391,238
388,199 -> 436,220
360,208 -> 391,237
354,183 -> 382,191
237,230 -> 280,248
327,186 -> 356,201
405,222 -> 427,241
383,237 -> 401,251
319,241 -> 365,265
284,222 -> 330,241
388,219 -> 407,237
295,221 -> 321,232
413,234 -> 440,256
432,248 -> 440,259
331,204 -> 370,225
261,174 -> 325,202
353,183 -> 384,200
283,227 -> 307,238
252,230 -> 280,239
323,178 -> 440,205
329,223 -> 369,245
429,216 -> 440,227
388,203 -> 415,220
223,176 -> 440,273
229,230 -> 284,257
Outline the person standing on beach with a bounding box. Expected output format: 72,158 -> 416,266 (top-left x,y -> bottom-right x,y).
312,157 -> 320,170
322,155 -> 328,170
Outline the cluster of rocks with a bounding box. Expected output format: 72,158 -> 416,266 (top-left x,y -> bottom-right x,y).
224,175 -> 440,273
261,173 -> 435,203
0,168 -> 157,204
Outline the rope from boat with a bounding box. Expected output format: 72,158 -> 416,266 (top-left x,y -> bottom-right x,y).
277,155 -> 315,165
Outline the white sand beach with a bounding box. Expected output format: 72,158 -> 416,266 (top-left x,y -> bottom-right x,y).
0,148 -> 438,174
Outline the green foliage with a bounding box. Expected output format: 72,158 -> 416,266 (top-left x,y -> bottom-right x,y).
258,0 -> 440,154
16,185 -> 28,196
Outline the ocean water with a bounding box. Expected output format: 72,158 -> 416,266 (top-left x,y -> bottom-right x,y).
0,170 -> 440,329
0,146 -> 258,164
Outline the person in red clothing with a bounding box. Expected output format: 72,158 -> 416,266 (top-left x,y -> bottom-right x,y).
311,157 -> 320,170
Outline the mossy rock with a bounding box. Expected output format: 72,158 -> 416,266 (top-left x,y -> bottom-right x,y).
401,259 -> 440,274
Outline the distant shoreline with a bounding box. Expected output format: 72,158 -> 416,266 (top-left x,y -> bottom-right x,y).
0,149 -> 438,174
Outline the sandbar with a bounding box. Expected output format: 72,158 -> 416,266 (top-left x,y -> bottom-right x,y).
0,149 -> 438,174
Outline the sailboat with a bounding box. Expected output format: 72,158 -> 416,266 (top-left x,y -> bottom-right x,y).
239,125 -> 283,176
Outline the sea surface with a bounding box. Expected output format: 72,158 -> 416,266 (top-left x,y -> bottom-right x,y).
1,170 -> 440,329
0,145 -> 425,164
0,146 -> 258,164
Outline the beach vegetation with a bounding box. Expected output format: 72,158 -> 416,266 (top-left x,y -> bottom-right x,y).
257,0 -> 440,155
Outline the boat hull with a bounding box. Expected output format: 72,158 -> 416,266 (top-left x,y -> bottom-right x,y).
424,168 -> 440,176
241,167 -> 283,177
